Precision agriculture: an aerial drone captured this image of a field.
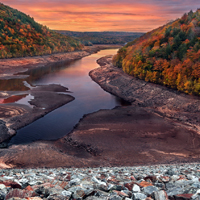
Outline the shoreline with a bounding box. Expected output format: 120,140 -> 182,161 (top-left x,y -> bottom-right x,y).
89,55 -> 200,134
0,44 -> 121,80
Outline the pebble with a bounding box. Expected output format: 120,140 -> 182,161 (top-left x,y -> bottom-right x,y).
0,164 -> 200,199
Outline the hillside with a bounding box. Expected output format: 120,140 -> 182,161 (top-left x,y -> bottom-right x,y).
56,31 -> 144,46
0,3 -> 83,59
113,9 -> 200,95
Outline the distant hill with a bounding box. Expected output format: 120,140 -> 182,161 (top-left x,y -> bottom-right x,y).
113,9 -> 200,95
56,31 -> 144,46
0,3 -> 83,58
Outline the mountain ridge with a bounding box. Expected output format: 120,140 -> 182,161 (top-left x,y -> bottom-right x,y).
0,3 -> 83,59
113,9 -> 200,96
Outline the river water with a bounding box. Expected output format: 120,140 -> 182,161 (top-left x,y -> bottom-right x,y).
7,49 -> 124,145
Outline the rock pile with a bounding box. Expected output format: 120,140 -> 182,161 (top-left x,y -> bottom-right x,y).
1,163 -> 200,200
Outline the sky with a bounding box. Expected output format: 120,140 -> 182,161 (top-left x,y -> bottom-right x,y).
1,0 -> 200,32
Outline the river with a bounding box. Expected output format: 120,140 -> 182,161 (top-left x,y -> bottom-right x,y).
7,49 -> 125,145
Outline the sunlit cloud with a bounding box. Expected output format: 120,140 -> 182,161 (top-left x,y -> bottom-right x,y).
1,0 -> 200,32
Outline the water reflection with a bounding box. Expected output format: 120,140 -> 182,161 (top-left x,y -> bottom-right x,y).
7,49 -> 125,145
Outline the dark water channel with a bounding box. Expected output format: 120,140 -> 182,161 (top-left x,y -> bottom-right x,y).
4,49 -> 125,145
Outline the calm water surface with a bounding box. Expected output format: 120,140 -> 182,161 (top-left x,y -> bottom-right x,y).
8,49 -> 123,145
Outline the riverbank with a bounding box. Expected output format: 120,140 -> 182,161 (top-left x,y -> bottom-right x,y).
0,84 -> 74,147
89,56 -> 200,134
0,45 -> 121,80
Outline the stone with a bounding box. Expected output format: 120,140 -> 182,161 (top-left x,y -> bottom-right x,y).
108,195 -> 122,200
0,180 -> 21,189
174,194 -> 193,200
35,186 -> 50,198
61,190 -> 72,198
69,178 -> 81,186
132,184 -> 141,193
6,189 -> 36,199
92,177 -> 107,187
94,189 -> 109,198
86,197 -> 107,200
143,186 -> 158,196
139,181 -> 153,188
153,190 -> 168,200
124,183 -> 134,191
144,176 -> 157,183
159,176 -> 170,183
165,169 -> 177,176
171,175 -> 180,181
109,185 -> 124,191
166,187 -> 184,197
133,192 -> 147,200
68,186 -> 86,199
0,184 -> 6,190
113,190 -> 129,197
47,194 -> 69,200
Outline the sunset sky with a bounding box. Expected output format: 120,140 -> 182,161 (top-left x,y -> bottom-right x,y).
1,0 -> 200,32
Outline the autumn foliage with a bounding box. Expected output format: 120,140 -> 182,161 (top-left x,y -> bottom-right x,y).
0,3 -> 83,59
113,9 -> 200,95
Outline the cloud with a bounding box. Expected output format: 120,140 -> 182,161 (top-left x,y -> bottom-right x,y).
1,0 -> 200,32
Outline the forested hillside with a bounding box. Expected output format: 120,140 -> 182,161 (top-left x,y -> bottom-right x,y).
113,9 -> 200,95
56,31 -> 143,46
0,3 -> 83,58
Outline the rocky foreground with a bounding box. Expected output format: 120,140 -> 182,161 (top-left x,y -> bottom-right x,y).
0,164 -> 200,199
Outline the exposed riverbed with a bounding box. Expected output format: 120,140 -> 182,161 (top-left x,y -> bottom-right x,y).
0,49 -> 123,145
1,49 -> 200,169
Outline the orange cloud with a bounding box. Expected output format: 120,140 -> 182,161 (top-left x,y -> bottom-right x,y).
1,1 -> 200,32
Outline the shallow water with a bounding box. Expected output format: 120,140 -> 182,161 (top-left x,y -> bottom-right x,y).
8,49 -> 124,145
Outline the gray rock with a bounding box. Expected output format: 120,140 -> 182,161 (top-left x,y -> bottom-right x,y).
153,190 -> 168,200
143,186 -> 158,195
133,192 -> 147,200
35,186 -> 50,198
94,189 -> 109,198
94,183 -> 108,192
132,184 -> 140,193
18,178 -> 29,188
61,190 -> 72,198
108,195 -> 122,200
184,186 -> 198,194
165,168 -> 177,176
69,178 -> 81,186
47,194 -> 69,200
166,187 -> 184,197
193,182 -> 200,189
85,197 -> 107,200
68,186 -> 86,199
171,175 -> 179,181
